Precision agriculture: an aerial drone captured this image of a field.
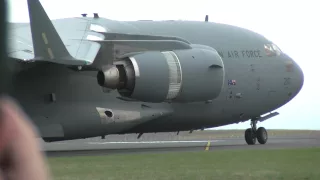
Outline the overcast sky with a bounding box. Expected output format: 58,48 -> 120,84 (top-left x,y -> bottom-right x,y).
6,0 -> 320,130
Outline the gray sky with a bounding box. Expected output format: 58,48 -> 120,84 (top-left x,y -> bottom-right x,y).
7,0 -> 320,130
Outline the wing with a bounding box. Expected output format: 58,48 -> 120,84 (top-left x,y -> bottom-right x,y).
7,0 -> 100,66
7,0 -> 192,71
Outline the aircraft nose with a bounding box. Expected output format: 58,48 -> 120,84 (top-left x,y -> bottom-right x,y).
293,59 -> 304,93
286,54 -> 304,95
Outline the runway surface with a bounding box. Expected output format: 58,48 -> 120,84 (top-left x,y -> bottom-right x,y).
42,132 -> 320,157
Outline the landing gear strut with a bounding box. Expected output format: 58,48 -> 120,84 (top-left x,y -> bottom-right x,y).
244,119 -> 268,145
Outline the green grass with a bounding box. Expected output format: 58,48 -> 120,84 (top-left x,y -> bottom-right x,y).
48,147 -> 320,180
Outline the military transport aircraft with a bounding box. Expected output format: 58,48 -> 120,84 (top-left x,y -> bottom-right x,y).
6,0 -> 304,145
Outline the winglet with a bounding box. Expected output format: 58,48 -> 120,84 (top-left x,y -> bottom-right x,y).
27,0 -> 75,62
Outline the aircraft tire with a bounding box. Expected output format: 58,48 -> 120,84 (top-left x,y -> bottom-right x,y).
257,127 -> 268,144
245,128 -> 256,145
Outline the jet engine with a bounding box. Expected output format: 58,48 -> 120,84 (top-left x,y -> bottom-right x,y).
97,48 -> 225,103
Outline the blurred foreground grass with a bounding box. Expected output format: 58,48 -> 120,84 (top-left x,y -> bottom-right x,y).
49,147 -> 320,180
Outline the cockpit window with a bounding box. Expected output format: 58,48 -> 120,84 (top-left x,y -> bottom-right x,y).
264,44 -> 282,56
90,24 -> 107,32
272,44 -> 282,55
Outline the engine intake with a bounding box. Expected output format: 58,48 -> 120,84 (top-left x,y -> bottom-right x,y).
97,47 -> 225,103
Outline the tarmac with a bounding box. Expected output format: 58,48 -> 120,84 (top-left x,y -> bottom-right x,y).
42,130 -> 320,157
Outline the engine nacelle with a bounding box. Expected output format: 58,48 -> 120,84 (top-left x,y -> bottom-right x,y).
97,47 -> 225,103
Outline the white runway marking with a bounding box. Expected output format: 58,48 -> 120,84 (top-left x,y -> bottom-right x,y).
87,140 -> 224,145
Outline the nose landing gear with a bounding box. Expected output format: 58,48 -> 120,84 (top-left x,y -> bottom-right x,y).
245,119 -> 268,145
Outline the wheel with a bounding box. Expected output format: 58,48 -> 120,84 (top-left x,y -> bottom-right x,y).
245,128 -> 256,145
257,127 -> 268,144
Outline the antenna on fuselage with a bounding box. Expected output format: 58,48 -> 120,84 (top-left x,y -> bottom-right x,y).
205,15 -> 209,22
93,13 -> 99,18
